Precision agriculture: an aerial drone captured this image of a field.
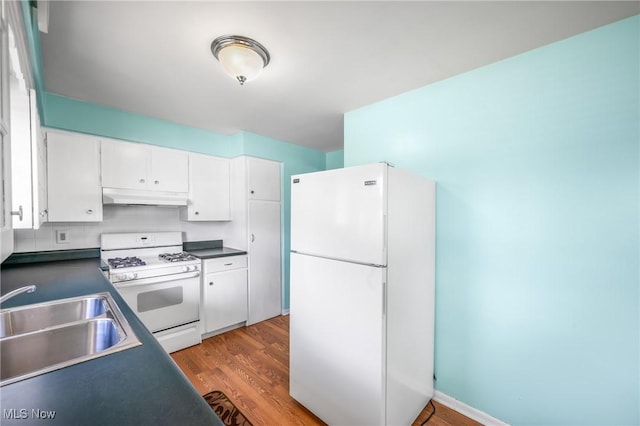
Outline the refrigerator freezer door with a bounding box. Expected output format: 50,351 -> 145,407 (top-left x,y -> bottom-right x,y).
291,163 -> 387,266
290,252 -> 386,425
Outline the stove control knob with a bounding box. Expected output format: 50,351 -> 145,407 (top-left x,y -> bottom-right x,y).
117,274 -> 127,281
182,266 -> 189,272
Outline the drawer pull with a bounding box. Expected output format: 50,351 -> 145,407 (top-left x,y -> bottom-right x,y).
224,263 -> 233,266
209,282 -> 214,286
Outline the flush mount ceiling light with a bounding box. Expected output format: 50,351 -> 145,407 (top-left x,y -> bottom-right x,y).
210,35 -> 270,85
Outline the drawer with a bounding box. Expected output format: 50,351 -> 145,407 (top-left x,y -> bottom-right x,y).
204,255 -> 247,273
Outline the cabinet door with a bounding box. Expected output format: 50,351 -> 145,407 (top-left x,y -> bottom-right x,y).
31,93 -> 47,228
150,147 -> 188,192
47,132 -> 103,222
187,153 -> 230,221
204,269 -> 248,333
101,139 -> 148,190
9,71 -> 31,229
247,200 -> 281,325
247,157 -> 281,201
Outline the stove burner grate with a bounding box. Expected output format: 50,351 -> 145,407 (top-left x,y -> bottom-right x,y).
108,256 -> 146,269
158,252 -> 198,263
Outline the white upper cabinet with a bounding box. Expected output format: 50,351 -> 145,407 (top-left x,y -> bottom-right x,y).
185,153 -> 230,221
150,147 -> 188,192
11,89 -> 46,229
101,139 -> 188,193
101,139 -> 148,190
46,130 -> 102,222
247,157 -> 281,201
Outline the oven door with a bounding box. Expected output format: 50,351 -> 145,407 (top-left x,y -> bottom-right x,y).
114,272 -> 200,333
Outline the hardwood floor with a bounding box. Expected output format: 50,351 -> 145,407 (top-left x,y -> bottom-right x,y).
171,316 -> 480,426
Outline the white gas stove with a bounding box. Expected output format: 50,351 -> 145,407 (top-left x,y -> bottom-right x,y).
101,232 -> 202,353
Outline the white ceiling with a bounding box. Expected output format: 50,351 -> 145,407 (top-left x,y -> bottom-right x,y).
40,1 -> 639,152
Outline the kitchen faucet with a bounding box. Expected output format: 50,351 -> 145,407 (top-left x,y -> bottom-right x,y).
0,285 -> 37,305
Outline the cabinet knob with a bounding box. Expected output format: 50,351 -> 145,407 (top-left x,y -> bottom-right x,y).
195,211 -> 199,215
209,282 -> 213,286
140,178 -> 146,184
250,190 -> 255,194
86,209 -> 93,214
154,180 -> 159,185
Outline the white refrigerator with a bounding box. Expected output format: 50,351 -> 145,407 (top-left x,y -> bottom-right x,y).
289,163 -> 436,425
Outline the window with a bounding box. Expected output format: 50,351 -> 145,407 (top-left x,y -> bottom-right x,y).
0,14 -> 13,262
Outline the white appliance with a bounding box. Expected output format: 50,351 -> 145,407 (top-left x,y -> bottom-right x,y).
289,163 -> 436,425
100,232 -> 202,353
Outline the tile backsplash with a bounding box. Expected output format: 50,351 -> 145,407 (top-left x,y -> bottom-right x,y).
14,205 -> 230,252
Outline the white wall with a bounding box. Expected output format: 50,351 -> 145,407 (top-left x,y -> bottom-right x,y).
14,205 -> 229,252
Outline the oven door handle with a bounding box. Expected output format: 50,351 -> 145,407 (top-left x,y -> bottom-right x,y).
114,272 -> 201,288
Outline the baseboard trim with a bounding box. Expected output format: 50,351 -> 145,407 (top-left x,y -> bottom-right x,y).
281,308 -> 290,315
433,391 -> 509,426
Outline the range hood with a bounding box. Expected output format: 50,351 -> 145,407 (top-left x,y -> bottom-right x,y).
102,188 -> 188,206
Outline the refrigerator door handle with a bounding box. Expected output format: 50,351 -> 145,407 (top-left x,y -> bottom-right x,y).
382,281 -> 386,316
383,213 -> 388,261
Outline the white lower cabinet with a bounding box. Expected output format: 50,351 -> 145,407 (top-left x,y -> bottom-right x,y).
202,255 -> 248,335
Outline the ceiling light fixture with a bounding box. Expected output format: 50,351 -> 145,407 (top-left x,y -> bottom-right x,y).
210,35 -> 270,86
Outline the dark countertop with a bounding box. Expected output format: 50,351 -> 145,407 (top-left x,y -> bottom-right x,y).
0,258 -> 221,426
186,247 -> 247,259
183,240 -> 246,259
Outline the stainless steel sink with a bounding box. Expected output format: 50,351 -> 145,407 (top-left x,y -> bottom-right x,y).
0,293 -> 141,386
0,295 -> 107,338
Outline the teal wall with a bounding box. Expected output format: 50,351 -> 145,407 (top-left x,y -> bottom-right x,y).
21,2 -> 45,117
345,16 -> 639,425
325,149 -> 344,170
43,93 -> 244,157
